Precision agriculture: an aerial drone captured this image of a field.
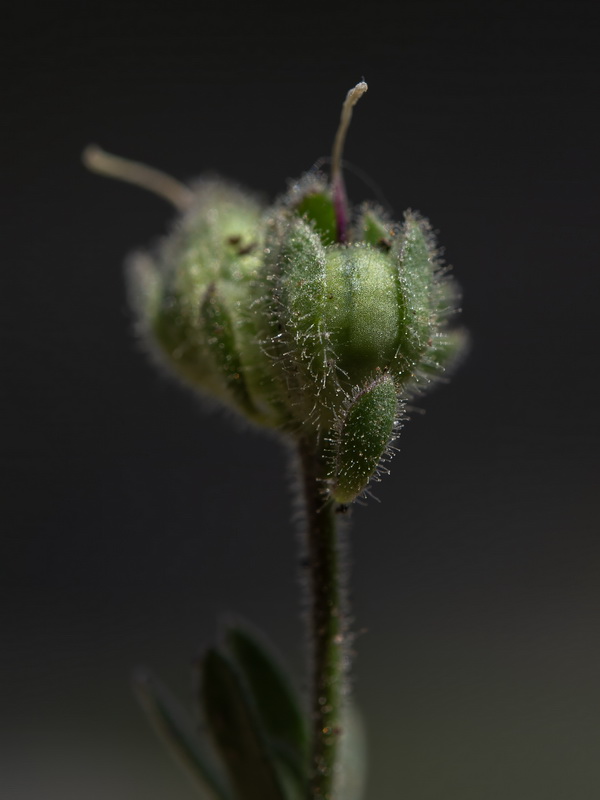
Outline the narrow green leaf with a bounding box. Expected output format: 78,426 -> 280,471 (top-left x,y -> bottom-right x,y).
200,648 -> 287,800
225,622 -> 309,762
133,668 -> 231,800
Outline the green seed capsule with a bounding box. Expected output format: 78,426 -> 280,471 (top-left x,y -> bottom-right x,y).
329,373 -> 399,503
325,245 -> 400,387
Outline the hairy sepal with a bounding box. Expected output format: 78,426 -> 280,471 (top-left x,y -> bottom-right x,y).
391,211 -> 464,391
289,174 -> 338,246
260,214 -> 340,431
329,372 -> 400,504
200,282 -> 262,422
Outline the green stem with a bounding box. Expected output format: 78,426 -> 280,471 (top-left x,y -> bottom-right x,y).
297,437 -> 348,800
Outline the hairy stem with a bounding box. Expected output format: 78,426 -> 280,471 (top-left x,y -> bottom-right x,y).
297,438 -> 348,800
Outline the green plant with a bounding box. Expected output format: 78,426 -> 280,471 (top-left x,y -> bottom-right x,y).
84,81 -> 466,800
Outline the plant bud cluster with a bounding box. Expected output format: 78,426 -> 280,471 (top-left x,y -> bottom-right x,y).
128,172 -> 466,502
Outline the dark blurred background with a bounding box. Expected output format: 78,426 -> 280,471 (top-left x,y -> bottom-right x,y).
3,1 -> 600,798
